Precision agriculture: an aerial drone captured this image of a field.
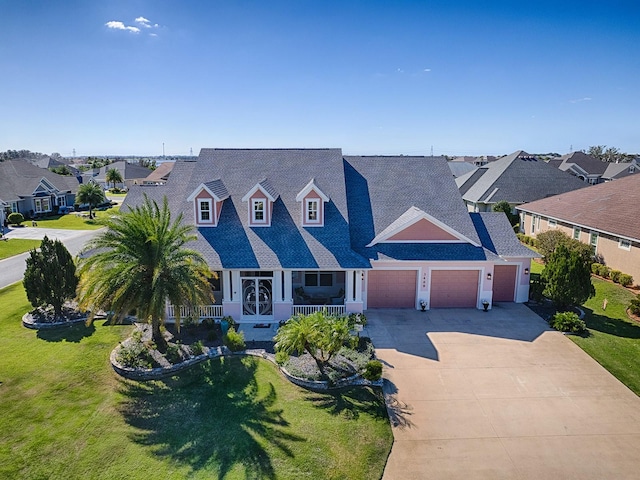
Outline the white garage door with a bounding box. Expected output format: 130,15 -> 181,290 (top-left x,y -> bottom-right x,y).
430,270 -> 479,308
367,270 -> 417,308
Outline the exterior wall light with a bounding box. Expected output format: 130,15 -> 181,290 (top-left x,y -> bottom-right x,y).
524,268 -> 529,275
486,273 -> 492,280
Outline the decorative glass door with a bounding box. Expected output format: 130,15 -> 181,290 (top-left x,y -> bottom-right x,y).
242,278 -> 273,318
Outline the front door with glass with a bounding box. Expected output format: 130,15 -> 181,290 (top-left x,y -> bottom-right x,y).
241,277 -> 273,319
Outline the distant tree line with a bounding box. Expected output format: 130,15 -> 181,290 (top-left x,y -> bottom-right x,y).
0,149 -> 47,161
585,145 -> 635,163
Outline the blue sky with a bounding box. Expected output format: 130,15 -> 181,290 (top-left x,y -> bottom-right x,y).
1,1 -> 638,156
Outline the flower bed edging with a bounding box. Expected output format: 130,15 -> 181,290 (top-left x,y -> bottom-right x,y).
22,312 -> 91,330
111,342 -> 383,389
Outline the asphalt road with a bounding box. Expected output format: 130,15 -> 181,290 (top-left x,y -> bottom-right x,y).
0,227 -> 101,289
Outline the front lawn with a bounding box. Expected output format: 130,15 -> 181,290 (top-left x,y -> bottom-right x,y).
0,239 -> 41,260
32,205 -> 120,230
0,284 -> 392,479
569,278 -> 640,395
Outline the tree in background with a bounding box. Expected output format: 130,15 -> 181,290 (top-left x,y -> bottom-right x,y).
542,244 -> 595,310
77,195 -> 214,352
492,200 -> 519,231
23,236 -> 79,318
105,167 -> 123,190
50,165 -> 73,176
586,145 -> 633,163
76,182 -> 105,219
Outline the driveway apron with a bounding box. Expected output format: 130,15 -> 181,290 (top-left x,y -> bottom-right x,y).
366,304 -> 640,480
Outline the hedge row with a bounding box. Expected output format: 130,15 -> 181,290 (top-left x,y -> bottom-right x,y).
516,233 -> 538,247
591,263 -> 634,287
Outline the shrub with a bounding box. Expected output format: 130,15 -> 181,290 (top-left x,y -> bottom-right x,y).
274,351 -> 289,365
549,311 -> 587,334
202,318 -> 215,330
542,244 -> 595,310
597,264 -> 611,279
629,294 -> 640,316
165,344 -> 184,364
191,340 -> 204,356
206,330 -> 218,342
591,263 -> 601,274
7,212 -> 24,225
117,341 -> 155,369
362,360 -> 383,381
610,270 -> 622,283
224,329 -> 246,351
618,274 -> 634,287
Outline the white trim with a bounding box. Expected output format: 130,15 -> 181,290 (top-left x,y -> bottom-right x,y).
251,198 -> 268,225
367,206 -> 480,247
618,238 -> 632,251
295,179 -> 329,202
304,198 -> 322,226
186,182 -> 228,202
197,198 -> 214,224
573,226 -> 581,240
241,183 -> 276,203
589,231 -> 599,253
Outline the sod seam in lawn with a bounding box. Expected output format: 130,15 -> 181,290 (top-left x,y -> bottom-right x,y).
0,284 -> 392,480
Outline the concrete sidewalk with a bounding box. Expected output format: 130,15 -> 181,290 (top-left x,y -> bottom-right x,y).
367,304 -> 640,480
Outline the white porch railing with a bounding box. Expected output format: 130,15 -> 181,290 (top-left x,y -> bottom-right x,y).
166,304 -> 223,320
292,305 -> 346,316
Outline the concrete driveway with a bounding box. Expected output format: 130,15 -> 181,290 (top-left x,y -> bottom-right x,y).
365,304 -> 640,480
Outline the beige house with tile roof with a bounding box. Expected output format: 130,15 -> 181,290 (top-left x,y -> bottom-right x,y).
517,174 -> 640,286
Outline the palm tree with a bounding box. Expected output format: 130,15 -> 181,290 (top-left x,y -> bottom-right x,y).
76,182 -> 105,219
77,195 -> 214,351
105,167 -> 123,190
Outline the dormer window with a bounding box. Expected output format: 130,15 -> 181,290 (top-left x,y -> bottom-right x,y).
306,199 -> 320,223
252,199 -> 266,223
187,179 -> 229,227
198,200 -> 212,223
296,179 -> 329,227
242,179 -> 278,227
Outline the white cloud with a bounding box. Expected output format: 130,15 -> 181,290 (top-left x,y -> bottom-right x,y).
150,33 -> 158,37
397,68 -> 404,73
105,20 -> 140,33
135,16 -> 153,28
570,97 -> 592,104
423,68 -> 431,72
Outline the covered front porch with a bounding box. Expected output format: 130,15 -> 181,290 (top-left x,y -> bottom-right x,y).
166,269 -> 365,323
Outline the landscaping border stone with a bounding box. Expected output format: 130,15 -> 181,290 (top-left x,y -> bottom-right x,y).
111,339 -> 382,389
22,312 -> 91,330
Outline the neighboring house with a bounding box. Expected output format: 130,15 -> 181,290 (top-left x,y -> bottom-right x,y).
142,161 -> 175,185
95,161 -> 153,189
447,161 -> 476,178
456,150 -> 587,214
0,159 -> 80,222
451,155 -> 498,167
124,148 -> 536,323
517,174 -> 640,285
548,151 -> 608,184
601,159 -> 639,181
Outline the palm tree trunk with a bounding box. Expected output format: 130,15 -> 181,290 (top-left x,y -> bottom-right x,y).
152,317 -> 168,352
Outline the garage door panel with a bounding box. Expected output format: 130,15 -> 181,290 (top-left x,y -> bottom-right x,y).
368,270 -> 416,308
430,270 -> 478,308
493,265 -> 517,302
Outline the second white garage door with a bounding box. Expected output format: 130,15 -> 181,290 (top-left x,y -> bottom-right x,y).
430,270 -> 479,308
367,270 -> 417,308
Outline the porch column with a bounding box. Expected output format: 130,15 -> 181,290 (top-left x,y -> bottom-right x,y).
222,270 -> 231,302
231,270 -> 241,302
354,270 -> 363,302
272,270 -> 283,302
283,270 -> 293,302
345,270 -> 355,302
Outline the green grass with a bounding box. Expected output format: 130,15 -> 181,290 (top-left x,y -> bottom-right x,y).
569,278 -> 640,395
529,259 -> 544,275
0,284 -> 392,479
106,192 -> 128,197
32,205 -> 120,230
0,239 -> 41,260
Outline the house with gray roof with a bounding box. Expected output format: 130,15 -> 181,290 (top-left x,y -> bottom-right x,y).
548,151 -> 639,184
456,150 -> 587,214
95,161 -> 154,190
0,159 -> 80,225
124,148 -> 537,323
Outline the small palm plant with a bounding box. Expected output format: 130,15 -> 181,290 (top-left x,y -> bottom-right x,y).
76,182 -> 105,219
77,195 -> 214,351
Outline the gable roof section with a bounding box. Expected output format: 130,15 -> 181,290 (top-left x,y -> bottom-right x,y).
367,206 -> 479,246
517,174 -> 640,242
470,213 -> 539,258
144,161 -> 174,183
241,179 -> 279,202
602,160 -> 639,180
295,178 -> 329,202
186,179 -> 229,202
96,161 -> 152,182
456,150 -> 587,205
344,155 -> 483,261
557,151 -> 608,175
